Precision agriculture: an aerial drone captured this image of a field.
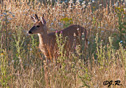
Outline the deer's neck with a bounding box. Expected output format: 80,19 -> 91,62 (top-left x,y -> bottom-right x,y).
38,31 -> 48,46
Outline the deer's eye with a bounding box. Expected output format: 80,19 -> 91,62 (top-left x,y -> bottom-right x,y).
36,25 -> 40,27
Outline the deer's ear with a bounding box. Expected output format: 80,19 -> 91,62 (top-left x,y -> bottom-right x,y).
35,14 -> 39,21
31,16 -> 36,22
40,17 -> 46,25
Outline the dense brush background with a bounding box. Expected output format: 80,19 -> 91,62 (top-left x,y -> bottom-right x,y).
0,0 -> 126,88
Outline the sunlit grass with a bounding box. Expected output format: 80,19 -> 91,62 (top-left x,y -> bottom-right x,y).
0,0 -> 126,88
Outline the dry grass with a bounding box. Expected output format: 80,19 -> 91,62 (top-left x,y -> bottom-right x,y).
0,0 -> 126,88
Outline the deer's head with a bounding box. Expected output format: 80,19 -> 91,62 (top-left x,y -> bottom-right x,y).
28,14 -> 47,34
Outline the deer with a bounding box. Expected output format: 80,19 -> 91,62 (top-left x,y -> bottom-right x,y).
28,14 -> 88,88
28,14 -> 88,61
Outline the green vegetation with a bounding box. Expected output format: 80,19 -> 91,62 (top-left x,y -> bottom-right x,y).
0,0 -> 126,88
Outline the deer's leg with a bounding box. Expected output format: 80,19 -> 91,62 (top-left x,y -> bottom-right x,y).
43,60 -> 50,88
48,49 -> 53,62
43,54 -> 50,88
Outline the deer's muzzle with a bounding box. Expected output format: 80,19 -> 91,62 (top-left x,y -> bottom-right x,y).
28,31 -> 33,34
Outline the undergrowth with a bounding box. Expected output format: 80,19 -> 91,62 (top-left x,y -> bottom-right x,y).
0,0 -> 126,88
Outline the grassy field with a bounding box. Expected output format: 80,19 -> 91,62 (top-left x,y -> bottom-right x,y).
0,0 -> 126,88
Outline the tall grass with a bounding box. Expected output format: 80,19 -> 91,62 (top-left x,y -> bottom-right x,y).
0,0 -> 126,88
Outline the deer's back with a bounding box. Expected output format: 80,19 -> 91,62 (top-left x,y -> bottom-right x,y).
48,25 -> 85,37
45,25 -> 87,60
48,25 -> 86,49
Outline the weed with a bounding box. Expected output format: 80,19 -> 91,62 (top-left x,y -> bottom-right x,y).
0,50 -> 11,88
0,0 -> 126,88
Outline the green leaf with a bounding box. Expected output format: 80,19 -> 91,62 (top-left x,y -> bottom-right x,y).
112,33 -> 118,37
123,22 -> 126,25
121,30 -> 126,33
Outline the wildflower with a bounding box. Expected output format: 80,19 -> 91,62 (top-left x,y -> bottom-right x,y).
57,2 -> 60,6
53,8 -> 55,10
53,18 -> 56,21
78,59 -> 81,63
51,22 -> 53,25
93,6 -> 95,9
23,30 -> 27,33
105,74 -> 109,77
98,27 -> 101,29
30,48 -> 32,51
0,14 -> 3,17
1,53 -> 3,56
64,0 -> 67,3
87,17 -> 92,20
62,13 -> 65,16
88,2 -> 91,5
69,0 -> 73,3
76,0 -> 80,3
19,59 -> 22,63
105,24 -> 108,27
123,3 -> 125,5
83,5 -> 86,8
56,31 -> 58,33
83,23 -> 87,26
50,28 -> 55,31
69,4 -> 72,8
92,0 -> 95,3
120,40 -> 123,43
11,60 -> 14,63
115,2 -> 119,7
60,31 -> 63,34
101,30 -> 104,33
9,11 -> 12,14
94,70 -> 95,73
74,33 -> 76,36
3,13 -> 7,15
8,32 -> 12,35
124,8 -> 126,12
82,38 -> 84,40
99,4 -> 102,7
8,7 -> 11,10
58,22 -> 63,28
12,14 -> 15,17
8,18 -> 12,20
77,28 -> 79,31
82,1 -> 86,4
